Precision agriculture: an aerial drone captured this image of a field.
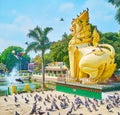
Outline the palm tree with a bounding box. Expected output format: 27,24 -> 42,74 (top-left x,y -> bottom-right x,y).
25,26 -> 53,89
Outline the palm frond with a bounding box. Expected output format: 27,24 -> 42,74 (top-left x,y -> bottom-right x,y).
36,45 -> 43,51
34,26 -> 43,38
44,27 -> 53,36
44,42 -> 51,49
25,42 -> 38,54
27,29 -> 40,42
115,8 -> 120,24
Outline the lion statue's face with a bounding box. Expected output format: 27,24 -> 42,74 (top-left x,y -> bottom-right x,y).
70,19 -> 83,36
70,21 -> 76,36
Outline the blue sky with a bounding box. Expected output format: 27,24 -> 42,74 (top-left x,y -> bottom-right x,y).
0,0 -> 119,57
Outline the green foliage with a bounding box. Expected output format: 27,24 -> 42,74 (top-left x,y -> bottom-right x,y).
0,63 -> 7,73
115,7 -> 120,24
100,32 -> 120,68
1,46 -> 30,72
44,53 -> 53,66
50,33 -> 72,68
108,0 -> 120,7
33,55 -> 42,72
26,26 -> 53,54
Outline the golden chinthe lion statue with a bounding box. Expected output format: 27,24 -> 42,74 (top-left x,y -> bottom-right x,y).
68,9 -> 116,84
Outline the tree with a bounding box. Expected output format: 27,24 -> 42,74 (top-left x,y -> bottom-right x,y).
50,33 -> 72,68
1,46 -> 30,71
33,55 -> 42,72
108,0 -> 120,24
44,53 -> 53,66
26,26 -> 53,89
100,32 -> 120,68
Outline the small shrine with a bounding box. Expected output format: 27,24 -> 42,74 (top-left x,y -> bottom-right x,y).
45,62 -> 68,77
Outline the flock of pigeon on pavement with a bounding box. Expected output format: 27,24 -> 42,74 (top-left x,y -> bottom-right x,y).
3,91 -> 120,115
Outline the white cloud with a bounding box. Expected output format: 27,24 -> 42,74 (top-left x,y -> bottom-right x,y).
59,2 -> 74,12
0,15 -> 36,39
13,15 -> 34,34
0,38 -> 24,52
0,15 -> 34,54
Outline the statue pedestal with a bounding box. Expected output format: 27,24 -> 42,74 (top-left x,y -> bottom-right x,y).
56,81 -> 120,100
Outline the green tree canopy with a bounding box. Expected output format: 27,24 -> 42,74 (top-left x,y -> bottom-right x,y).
50,33 -> 72,68
33,54 -> 42,72
100,32 -> 120,68
44,53 -> 53,66
1,46 -> 30,72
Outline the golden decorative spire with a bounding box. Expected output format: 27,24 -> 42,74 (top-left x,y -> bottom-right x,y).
78,8 -> 89,22
92,28 -> 100,46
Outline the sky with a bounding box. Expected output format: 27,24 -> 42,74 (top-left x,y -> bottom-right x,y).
0,0 -> 120,58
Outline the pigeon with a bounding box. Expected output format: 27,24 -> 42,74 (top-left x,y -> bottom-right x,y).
93,98 -> 99,107
27,94 -> 29,98
14,111 -> 20,115
87,106 -> 92,112
38,97 -> 42,101
53,98 -> 57,102
114,93 -> 119,100
60,102 -> 67,109
14,95 -> 18,103
47,95 -> 50,100
43,101 -> 46,106
47,112 -> 50,115
21,95 -> 24,99
88,98 -> 93,104
4,98 -> 7,102
46,105 -> 54,111
30,106 -> 37,115
37,111 -> 45,115
92,103 -> 98,111
105,98 -> 110,103
66,96 -> 70,103
106,103 -> 113,112
71,102 -> 76,111
25,97 -> 29,104
66,107 -> 73,115
76,104 -> 81,110
15,104 -> 20,107
100,100 -> 104,105
30,94 -> 32,97
52,101 -> 59,110
45,98 -> 51,103
37,106 -> 42,111
74,95 -> 77,98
